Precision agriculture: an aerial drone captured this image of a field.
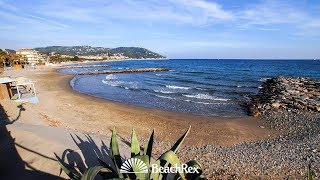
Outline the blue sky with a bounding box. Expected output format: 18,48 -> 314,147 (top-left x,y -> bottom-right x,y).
1,0 -> 320,59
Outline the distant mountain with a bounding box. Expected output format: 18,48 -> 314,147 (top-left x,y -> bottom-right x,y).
34,46 -> 165,59
5,49 -> 16,54
34,46 -> 109,56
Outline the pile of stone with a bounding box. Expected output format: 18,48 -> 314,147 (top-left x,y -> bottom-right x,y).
247,77 -> 320,116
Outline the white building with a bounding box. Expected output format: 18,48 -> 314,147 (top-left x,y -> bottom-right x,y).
16,48 -> 46,64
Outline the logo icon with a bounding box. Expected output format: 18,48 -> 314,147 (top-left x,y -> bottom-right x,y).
120,158 -> 148,174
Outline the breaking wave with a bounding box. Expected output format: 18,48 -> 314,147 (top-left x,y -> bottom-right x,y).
105,74 -> 118,80
183,94 -> 229,101
153,90 -> 175,94
165,85 -> 191,90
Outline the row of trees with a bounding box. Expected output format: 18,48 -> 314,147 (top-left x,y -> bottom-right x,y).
0,49 -> 82,67
49,55 -> 80,63
0,49 -> 27,67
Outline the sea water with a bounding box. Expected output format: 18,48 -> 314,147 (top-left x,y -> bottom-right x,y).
60,59 -> 320,116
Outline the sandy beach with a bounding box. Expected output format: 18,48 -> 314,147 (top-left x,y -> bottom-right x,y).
4,66 -> 275,146
3,66 -> 320,179
0,66 -> 276,178
2,0 -> 320,179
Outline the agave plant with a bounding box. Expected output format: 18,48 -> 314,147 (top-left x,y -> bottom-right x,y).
307,163 -> 314,180
55,127 -> 206,180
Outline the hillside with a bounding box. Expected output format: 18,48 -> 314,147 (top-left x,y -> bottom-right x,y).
34,46 -> 109,56
109,47 -> 164,59
34,46 -> 165,59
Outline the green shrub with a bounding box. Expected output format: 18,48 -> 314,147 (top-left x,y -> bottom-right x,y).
56,127 -> 206,180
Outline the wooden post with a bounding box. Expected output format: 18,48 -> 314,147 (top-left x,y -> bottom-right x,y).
6,83 -> 13,99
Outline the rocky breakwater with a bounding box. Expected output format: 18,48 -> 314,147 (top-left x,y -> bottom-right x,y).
63,64 -> 110,68
77,68 -> 170,75
247,77 -> 320,116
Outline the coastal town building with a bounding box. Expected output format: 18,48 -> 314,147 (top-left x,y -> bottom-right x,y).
76,53 -> 127,60
16,48 -> 47,64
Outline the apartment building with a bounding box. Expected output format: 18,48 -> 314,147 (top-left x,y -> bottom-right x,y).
16,48 -> 47,64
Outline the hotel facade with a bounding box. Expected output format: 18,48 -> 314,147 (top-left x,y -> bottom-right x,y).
16,48 -> 47,64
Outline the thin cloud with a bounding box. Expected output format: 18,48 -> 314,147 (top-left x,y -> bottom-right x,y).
0,10 -> 69,31
172,0 -> 234,20
256,27 -> 279,31
0,0 -> 18,11
240,1 -> 305,25
30,0 -> 234,25
0,1 -> 69,30
237,0 -> 320,35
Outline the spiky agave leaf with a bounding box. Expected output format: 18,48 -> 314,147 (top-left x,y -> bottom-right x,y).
144,129 -> 154,161
54,152 -> 81,180
97,158 -> 118,176
131,129 -> 140,158
185,160 -> 205,180
110,128 -> 119,159
150,127 -> 191,180
171,126 -> 191,154
308,163 -> 314,180
150,150 -> 185,180
131,155 -> 150,180
150,160 -> 161,180
81,166 -> 112,180
110,128 -> 124,178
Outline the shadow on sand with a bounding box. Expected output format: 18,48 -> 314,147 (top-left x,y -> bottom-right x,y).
55,133 -> 128,179
0,103 -> 61,179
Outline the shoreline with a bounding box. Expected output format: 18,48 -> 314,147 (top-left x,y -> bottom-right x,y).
2,66 -> 319,178
4,66 -> 276,146
61,70 -> 274,146
69,74 -> 245,118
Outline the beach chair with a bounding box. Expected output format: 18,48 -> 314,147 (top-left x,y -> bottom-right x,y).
11,77 -> 38,103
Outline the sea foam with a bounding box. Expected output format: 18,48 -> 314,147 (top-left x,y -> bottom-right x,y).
165,85 -> 191,90
70,77 -> 77,88
183,94 -> 229,101
154,95 -> 175,100
153,90 -> 175,94
102,80 -> 121,87
105,74 -> 118,80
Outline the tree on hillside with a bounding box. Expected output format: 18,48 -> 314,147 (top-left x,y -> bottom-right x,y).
73,56 -> 79,61
0,49 -> 7,56
11,54 -> 23,64
0,50 -> 6,67
49,54 -> 62,63
0,50 -> 25,67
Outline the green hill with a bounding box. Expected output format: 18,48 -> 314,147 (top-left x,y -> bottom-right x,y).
109,47 -> 164,59
34,46 -> 165,59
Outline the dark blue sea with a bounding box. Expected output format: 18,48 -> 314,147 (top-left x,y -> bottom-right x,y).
59,59 -> 320,117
